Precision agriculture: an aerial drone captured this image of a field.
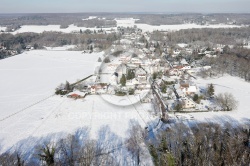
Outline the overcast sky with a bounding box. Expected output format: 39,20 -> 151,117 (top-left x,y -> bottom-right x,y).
1,0 -> 250,13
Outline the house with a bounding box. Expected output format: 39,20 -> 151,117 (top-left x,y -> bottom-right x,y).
149,46 -> 155,52
137,84 -> 151,90
90,86 -> 96,94
126,82 -> 136,89
181,98 -> 196,109
90,84 -> 107,94
119,55 -> 131,63
169,67 -> 182,76
180,59 -> 189,66
181,66 -> 191,70
67,91 -> 86,99
109,72 -> 118,85
142,48 -> 150,54
176,89 -> 186,98
135,68 -> 147,84
130,58 -> 142,66
180,83 -> 198,95
141,96 -> 152,103
108,63 -> 120,70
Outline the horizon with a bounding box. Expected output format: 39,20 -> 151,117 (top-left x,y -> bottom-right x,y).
0,12 -> 250,15
1,0 -> 250,13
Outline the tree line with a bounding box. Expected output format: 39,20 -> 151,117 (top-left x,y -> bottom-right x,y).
0,32 -> 120,59
0,121 -> 249,165
150,27 -> 250,47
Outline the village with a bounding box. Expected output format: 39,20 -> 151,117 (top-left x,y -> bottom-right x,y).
1,11 -> 250,164
54,25 -> 231,121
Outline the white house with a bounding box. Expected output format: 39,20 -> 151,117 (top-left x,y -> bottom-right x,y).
135,68 -> 147,84
183,85 -> 197,95
131,58 -> 142,66
180,59 -> 189,66
181,66 -> 191,70
109,74 -> 118,85
91,86 -> 96,94
181,98 -> 196,109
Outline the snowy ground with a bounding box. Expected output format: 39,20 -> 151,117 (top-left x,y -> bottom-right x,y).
243,45 -> 250,49
11,24 -> 117,34
82,16 -> 97,21
44,45 -> 76,51
177,75 -> 250,124
116,18 -> 140,28
0,94 -> 154,153
7,18 -> 245,34
0,50 -> 156,153
135,23 -> 243,32
0,26 -> 6,32
0,50 -> 101,119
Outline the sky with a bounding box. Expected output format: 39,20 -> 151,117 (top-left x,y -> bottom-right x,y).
1,0 -> 250,13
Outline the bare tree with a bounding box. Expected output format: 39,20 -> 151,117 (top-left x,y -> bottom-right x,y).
215,92 -> 238,111
125,121 -> 148,166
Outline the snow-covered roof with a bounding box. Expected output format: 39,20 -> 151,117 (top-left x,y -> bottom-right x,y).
187,86 -> 197,93
180,59 -> 189,65
68,90 -> 86,97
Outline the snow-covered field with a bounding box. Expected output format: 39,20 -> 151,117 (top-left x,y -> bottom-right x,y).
184,75 -> 250,123
8,18 -> 244,34
82,16 -> 97,21
0,50 -> 249,153
0,50 -> 101,119
116,18 -> 140,28
0,50 -> 155,153
244,45 -> 250,49
44,45 -> 76,51
135,23 -> 242,32
0,94 -> 154,153
11,24 -> 116,34
0,26 -> 6,32
115,18 -> 242,32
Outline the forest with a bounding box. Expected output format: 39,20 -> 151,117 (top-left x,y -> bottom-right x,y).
0,121 -> 249,165
0,31 -> 120,59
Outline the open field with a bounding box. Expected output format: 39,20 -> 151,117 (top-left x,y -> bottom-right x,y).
177,75 -> 250,124
0,50 -> 155,153
0,50 -> 101,119
6,18 -> 244,34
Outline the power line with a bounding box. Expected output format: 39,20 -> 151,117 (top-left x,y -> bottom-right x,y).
0,94 -> 55,122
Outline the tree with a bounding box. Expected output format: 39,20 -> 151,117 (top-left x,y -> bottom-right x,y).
38,145 -> 55,166
89,45 -> 93,52
127,69 -> 135,80
153,72 -> 158,80
215,92 -> 238,111
207,83 -> 214,98
33,43 -> 39,49
145,41 -> 149,48
174,101 -> 183,112
85,29 -> 92,34
139,35 -> 146,43
17,154 -> 24,166
126,122 -> 148,166
120,74 -> 126,86
223,45 -> 230,54
104,57 -> 110,63
161,84 -> 167,93
65,81 -> 71,91
97,57 -> 102,62
193,94 -> 199,102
